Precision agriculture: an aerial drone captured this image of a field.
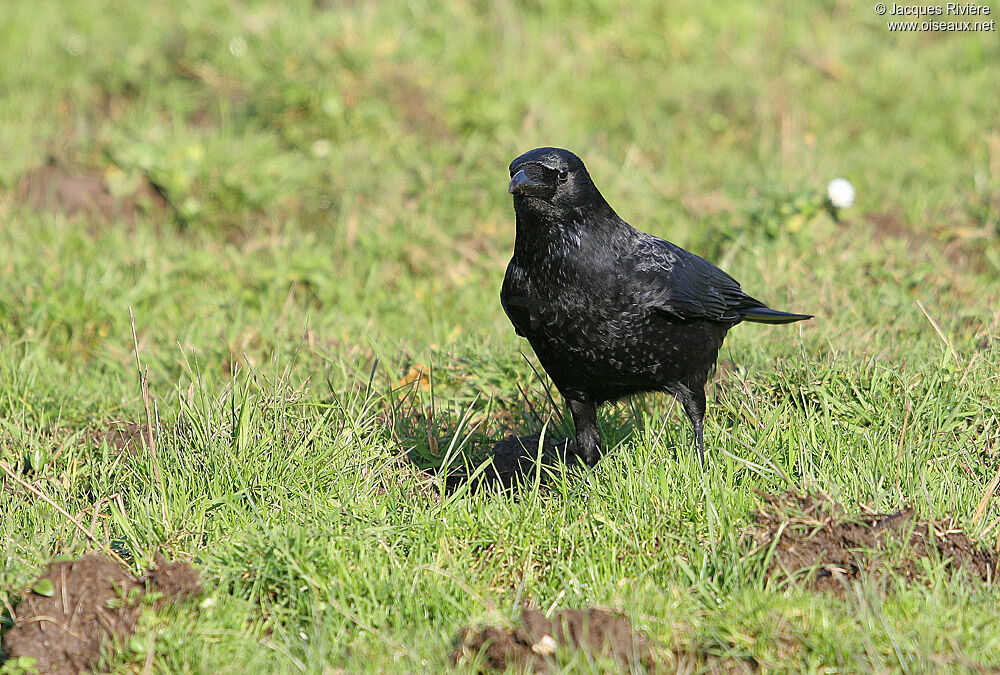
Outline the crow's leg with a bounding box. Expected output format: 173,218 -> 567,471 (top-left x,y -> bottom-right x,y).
566,395 -> 602,467
679,386 -> 707,466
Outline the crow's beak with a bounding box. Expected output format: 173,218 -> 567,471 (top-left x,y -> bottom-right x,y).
508,168 -> 546,196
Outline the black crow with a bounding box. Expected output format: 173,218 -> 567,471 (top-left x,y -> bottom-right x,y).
501,147 -> 811,466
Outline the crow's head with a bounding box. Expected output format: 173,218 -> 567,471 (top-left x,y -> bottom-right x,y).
508,147 -> 601,217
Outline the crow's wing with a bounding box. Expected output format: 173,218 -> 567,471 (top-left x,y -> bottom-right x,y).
632,235 -> 765,323
500,290 -> 529,337
500,267 -> 534,337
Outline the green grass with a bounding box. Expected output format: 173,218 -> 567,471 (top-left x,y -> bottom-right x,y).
2,0 -> 1000,671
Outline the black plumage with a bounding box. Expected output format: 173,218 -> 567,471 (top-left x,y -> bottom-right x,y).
500,147 -> 812,466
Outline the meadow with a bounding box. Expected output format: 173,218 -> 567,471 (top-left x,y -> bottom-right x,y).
2,0 -> 1000,671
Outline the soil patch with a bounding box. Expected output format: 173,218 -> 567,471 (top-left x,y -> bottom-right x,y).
2,554 -> 200,673
451,608 -> 653,672
87,422 -> 156,455
864,210 -> 993,272
145,554 -> 202,604
746,490 -> 997,592
16,158 -> 167,224
866,211 -> 920,245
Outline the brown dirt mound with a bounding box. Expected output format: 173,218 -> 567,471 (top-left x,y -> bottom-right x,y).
2,554 -> 200,673
16,159 -> 166,224
451,608 -> 653,672
747,490 -> 997,592
145,554 -> 202,605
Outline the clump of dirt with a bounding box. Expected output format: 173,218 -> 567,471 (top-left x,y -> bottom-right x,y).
87,422 -> 156,455
746,490 -> 997,592
2,554 -> 201,673
145,554 -> 202,605
451,608 -> 653,672
2,556 -> 141,674
441,433 -> 576,492
16,158 -> 167,224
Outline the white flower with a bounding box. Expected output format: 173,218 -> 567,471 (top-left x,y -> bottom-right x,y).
311,139 -> 333,158
826,178 -> 855,209
229,36 -> 248,58
65,34 -> 86,57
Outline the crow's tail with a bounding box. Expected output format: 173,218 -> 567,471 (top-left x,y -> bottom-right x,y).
739,306 -> 813,324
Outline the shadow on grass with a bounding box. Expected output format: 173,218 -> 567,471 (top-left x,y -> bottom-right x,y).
395,431 -> 580,497
381,356 -> 590,495
429,432 -> 579,494
382,355 -> 700,496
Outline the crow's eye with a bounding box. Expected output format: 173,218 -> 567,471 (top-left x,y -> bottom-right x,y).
557,170 -> 569,182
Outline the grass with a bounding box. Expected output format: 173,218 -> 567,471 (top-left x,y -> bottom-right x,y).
1,0 -> 999,671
